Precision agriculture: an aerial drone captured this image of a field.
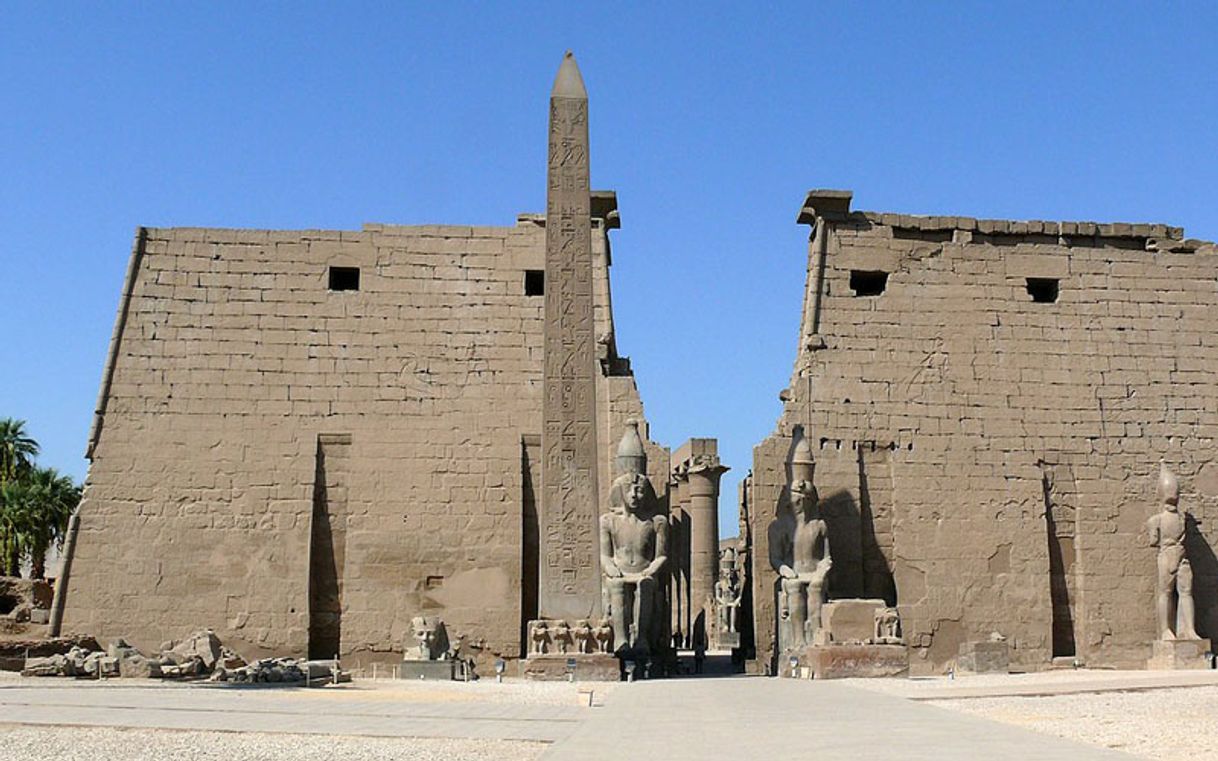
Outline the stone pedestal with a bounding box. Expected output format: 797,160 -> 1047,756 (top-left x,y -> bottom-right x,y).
1147,639 -> 1211,670
784,644 -> 908,679
715,631 -> 741,650
820,599 -> 886,643
957,641 -> 1009,675
520,653 -> 620,682
398,660 -> 456,681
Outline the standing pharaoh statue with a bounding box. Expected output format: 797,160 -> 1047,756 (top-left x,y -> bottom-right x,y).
769,432 -> 832,651
1148,463 -> 1201,641
600,419 -> 668,655
714,547 -> 742,634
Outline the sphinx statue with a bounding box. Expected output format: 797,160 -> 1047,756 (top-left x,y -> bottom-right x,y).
769,430 -> 832,652
1148,463 -> 1201,641
600,419 -> 668,655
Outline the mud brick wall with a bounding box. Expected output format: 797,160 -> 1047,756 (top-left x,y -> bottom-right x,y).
751,206 -> 1218,674
66,216 -> 664,668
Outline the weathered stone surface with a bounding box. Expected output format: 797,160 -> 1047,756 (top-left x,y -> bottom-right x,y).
957,641 -> 1010,675
793,644 -> 909,679
539,51 -> 602,622
62,55 -> 671,673
118,653 -> 162,679
166,629 -> 222,670
749,189 -> 1218,675
0,634 -> 99,672
519,653 -> 620,682
398,660 -> 456,681
820,599 -> 887,644
1147,638 -> 1212,670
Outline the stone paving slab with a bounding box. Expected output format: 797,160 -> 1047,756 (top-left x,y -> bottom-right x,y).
544,677 -> 1139,761
0,682 -> 583,742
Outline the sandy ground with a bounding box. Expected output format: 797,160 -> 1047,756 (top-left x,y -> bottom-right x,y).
927,686 -> 1218,760
0,726 -> 547,761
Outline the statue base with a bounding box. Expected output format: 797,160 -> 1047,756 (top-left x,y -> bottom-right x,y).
520,653 -> 621,682
712,631 -> 741,650
1147,638 -> 1212,670
397,660 -> 458,681
783,644 -> 908,679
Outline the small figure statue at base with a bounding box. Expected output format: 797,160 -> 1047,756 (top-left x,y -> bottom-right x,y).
873,607 -> 902,645
530,621 -> 550,655
1148,463 -> 1201,641
572,619 -> 594,654
593,617 -> 614,654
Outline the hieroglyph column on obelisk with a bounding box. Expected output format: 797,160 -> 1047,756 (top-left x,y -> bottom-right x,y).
539,52 -> 601,621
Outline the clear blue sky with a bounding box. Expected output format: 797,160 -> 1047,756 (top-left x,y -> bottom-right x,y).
3,4 -> 1216,536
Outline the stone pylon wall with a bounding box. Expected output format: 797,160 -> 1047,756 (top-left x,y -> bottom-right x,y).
750,197 -> 1218,675
65,215 -> 665,668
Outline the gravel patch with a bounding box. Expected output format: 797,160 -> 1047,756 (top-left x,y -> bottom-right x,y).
0,725 -> 547,761
928,686 -> 1218,760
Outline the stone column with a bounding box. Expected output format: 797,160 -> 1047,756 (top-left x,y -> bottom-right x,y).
687,459 -> 727,643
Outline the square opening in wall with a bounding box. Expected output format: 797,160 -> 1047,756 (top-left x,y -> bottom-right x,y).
849,270 -> 888,297
524,269 -> 545,296
328,266 -> 360,291
1026,277 -> 1059,303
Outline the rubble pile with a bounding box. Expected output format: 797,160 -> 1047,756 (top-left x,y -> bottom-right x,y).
21,629 -> 246,680
212,657 -> 349,684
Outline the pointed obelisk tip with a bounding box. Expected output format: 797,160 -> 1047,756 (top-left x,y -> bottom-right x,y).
551,50 -> 587,98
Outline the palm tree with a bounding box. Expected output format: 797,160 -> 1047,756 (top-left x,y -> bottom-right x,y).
0,418 -> 39,488
22,467 -> 81,579
0,479 -> 33,576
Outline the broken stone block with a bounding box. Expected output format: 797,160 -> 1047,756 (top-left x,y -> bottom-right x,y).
118,654 -> 163,679
166,629 -> 222,670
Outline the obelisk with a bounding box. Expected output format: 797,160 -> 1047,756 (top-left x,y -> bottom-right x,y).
539,52 -> 601,620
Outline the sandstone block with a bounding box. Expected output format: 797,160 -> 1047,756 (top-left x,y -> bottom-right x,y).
1147,639 -> 1211,670
820,599 -> 886,644
957,640 -> 1009,674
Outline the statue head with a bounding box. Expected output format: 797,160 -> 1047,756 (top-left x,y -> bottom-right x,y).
1159,462 -> 1180,509
612,472 -> 648,514
789,426 -> 816,513
616,419 -> 647,476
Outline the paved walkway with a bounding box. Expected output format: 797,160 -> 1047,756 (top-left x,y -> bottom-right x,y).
0,674 -> 1152,759
0,680 -> 583,742
544,676 -> 1138,760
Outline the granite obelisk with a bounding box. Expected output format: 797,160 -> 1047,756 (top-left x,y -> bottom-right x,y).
539,52 -> 601,620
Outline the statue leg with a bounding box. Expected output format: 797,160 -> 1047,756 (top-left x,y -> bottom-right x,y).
1157,550 -> 1180,640
807,581 -> 825,644
635,577 -> 656,654
607,577 -> 629,652
784,579 -> 808,649
1178,559 -> 1200,640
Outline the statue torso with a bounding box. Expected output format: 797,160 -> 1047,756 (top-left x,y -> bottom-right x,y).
792,515 -> 827,574
606,511 -> 658,573
1151,509 -> 1186,548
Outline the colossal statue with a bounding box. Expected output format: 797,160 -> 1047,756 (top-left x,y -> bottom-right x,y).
769,433 -> 832,651
600,420 -> 668,655
1148,463 -> 1200,641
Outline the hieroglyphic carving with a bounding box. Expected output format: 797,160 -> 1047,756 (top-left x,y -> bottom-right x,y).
540,53 -> 601,620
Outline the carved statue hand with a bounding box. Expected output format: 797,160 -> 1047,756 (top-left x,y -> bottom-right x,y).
603,563 -> 623,579
624,572 -> 645,584
779,565 -> 797,579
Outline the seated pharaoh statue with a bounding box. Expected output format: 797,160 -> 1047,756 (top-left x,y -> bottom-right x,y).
769,431 -> 832,652
600,419 -> 668,656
